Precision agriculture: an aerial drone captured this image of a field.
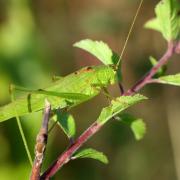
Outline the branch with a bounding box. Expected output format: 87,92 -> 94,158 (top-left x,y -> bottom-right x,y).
40,40 -> 178,180
30,100 -> 51,180
175,41 -> 180,54
123,41 -> 176,95
40,122 -> 102,180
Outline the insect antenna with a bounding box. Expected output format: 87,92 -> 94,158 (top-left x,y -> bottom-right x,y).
116,0 -> 144,68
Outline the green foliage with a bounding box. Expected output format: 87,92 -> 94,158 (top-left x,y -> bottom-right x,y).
97,94 -> 147,125
131,119 -> 146,140
0,65 -> 117,122
149,56 -> 166,77
145,0 -> 180,41
74,39 -> 119,65
117,113 -> 146,140
72,148 -> 108,164
0,0 -> 179,179
55,110 -> 76,139
157,73 -> 180,86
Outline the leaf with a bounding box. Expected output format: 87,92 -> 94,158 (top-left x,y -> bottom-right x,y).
157,73 -> 180,86
144,0 -> 180,41
149,56 -> 167,77
74,39 -> 119,65
72,148 -> 108,164
0,65 -> 117,122
131,119 -> 146,140
145,18 -> 161,32
116,113 -> 146,140
97,94 -> 147,125
55,110 -> 76,138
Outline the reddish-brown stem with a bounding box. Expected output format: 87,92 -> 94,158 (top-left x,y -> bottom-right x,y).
40,40 -> 178,180
175,41 -> 180,54
40,122 -> 102,180
123,41 -> 176,95
118,83 -> 124,95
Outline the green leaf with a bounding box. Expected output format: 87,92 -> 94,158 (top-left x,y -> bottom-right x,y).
97,94 -> 147,125
0,65 -> 117,122
145,18 -> 161,32
144,0 -> 180,41
72,148 -> 108,164
131,119 -> 146,140
149,56 -> 167,77
149,56 -> 158,66
55,110 -> 76,138
157,73 -> 180,86
117,113 -> 146,140
73,39 -> 119,65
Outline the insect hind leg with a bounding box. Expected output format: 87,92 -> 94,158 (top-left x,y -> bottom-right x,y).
9,84 -> 33,166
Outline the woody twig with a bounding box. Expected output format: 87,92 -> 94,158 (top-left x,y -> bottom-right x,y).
30,100 -> 51,180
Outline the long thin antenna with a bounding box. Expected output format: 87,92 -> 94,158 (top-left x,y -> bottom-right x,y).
116,0 -> 144,67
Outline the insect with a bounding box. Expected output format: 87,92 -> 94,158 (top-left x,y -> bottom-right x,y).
0,64 -> 119,122
0,39 -> 121,166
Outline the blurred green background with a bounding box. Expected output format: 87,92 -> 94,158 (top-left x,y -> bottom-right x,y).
0,0 -> 180,179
